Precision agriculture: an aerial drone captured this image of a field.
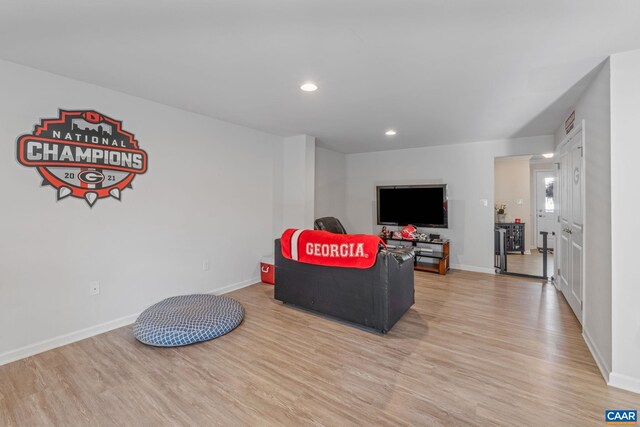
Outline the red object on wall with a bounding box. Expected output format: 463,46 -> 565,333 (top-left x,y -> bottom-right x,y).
515,218 -> 521,223
565,110 -> 575,134
260,257 -> 275,285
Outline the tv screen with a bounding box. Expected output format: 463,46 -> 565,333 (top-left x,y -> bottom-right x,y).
377,185 -> 448,228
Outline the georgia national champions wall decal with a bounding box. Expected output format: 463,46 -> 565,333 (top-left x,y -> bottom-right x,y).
17,110 -> 148,206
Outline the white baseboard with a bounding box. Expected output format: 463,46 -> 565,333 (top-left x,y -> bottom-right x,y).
609,372 -> 640,395
207,276 -> 260,295
582,329 -> 611,383
580,330 -> 640,396
0,277 -> 260,367
449,264 -> 496,275
0,313 -> 139,367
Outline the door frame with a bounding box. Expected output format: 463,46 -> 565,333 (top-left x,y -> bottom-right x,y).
533,168 -> 556,250
555,119 -> 587,326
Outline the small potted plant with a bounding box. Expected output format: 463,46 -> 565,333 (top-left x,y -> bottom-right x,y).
495,204 -> 507,223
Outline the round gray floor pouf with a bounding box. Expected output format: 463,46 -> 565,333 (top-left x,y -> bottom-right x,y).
133,294 -> 244,347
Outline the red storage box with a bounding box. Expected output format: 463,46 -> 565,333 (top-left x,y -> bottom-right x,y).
260,256 -> 275,285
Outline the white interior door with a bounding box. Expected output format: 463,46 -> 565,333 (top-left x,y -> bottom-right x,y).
557,127 -> 584,323
558,153 -> 570,293
535,170 -> 557,249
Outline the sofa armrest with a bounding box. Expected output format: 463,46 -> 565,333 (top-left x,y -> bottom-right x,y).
386,247 -> 414,264
384,248 -> 415,332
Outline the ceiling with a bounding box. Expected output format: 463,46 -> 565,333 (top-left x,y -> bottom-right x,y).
1,1 -> 639,154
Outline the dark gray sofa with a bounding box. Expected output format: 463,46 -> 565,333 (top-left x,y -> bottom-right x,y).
274,239 -> 415,333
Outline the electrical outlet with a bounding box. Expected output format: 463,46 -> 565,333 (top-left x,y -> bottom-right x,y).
480,199 -> 488,207
202,260 -> 210,271
89,281 -> 100,296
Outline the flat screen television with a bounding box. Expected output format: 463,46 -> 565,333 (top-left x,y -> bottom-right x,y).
377,184 -> 448,228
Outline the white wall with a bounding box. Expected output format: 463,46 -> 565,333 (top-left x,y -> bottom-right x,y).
494,156 -> 532,250
344,135 -> 555,272
314,147 -> 346,222
609,51 -> 640,393
0,59 -> 279,364
273,135 -> 315,237
555,60 -> 613,381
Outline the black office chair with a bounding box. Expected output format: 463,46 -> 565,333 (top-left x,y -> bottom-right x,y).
313,217 -> 347,234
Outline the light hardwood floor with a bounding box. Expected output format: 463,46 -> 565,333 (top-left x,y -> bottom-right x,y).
1,271 -> 638,426
506,251 -> 554,277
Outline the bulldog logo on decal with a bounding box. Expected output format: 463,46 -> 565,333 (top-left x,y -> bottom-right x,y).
17,110 -> 148,207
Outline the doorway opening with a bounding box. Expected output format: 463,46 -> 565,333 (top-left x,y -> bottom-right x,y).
494,155 -> 556,279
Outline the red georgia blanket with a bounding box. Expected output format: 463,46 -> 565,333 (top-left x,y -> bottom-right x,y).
280,229 -> 385,269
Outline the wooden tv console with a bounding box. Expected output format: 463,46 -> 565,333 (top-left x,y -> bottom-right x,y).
382,237 -> 450,275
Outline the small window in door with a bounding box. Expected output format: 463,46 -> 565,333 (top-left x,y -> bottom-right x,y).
545,177 -> 555,213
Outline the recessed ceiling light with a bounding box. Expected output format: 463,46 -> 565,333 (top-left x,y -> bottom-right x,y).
542,153 -> 554,158
385,130 -> 397,136
300,82 -> 318,92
